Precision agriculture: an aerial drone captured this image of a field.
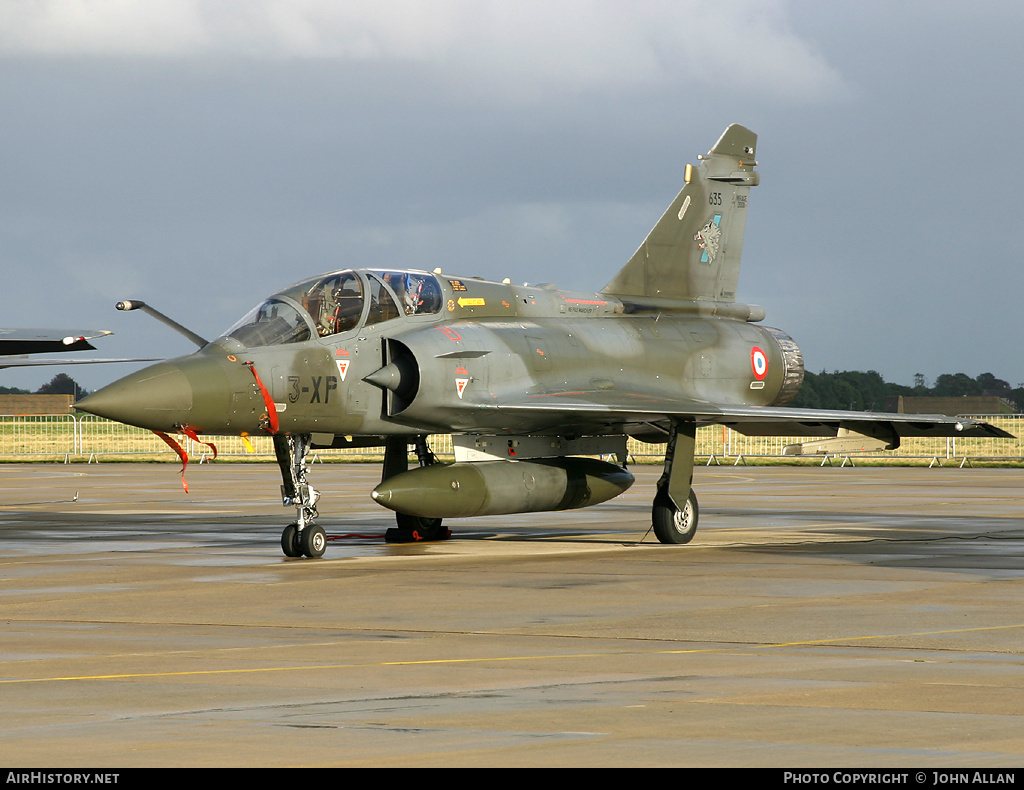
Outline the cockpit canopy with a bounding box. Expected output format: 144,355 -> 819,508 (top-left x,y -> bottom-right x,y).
220,269 -> 443,348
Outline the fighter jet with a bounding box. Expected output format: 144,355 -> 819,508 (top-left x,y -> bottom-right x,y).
76,124 -> 1011,558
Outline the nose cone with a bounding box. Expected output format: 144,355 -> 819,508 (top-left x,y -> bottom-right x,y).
76,362 -> 195,431
77,351 -> 235,433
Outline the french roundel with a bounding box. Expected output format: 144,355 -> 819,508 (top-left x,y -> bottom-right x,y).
751,347 -> 768,380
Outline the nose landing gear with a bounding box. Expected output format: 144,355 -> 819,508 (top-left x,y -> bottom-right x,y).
275,434 -> 325,558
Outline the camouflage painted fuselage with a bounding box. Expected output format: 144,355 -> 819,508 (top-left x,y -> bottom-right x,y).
79,271 -> 802,440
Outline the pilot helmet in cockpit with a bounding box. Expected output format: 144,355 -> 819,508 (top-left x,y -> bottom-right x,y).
309,272 -> 362,336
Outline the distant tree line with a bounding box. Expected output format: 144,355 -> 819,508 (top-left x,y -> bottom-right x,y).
0,373 -> 88,397
791,370 -> 1023,413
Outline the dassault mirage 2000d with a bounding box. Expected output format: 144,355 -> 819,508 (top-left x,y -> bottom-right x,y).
76,124 -> 1011,558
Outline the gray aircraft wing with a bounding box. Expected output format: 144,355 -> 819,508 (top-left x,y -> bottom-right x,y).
703,404 -> 1011,438
0,356 -> 159,369
0,328 -> 114,355
0,329 -> 158,369
485,391 -> 1012,439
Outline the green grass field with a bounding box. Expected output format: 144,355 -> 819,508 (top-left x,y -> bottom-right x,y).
1,415 -> 1020,466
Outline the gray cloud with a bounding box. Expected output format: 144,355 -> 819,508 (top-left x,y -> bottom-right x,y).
0,1 -> 847,101
1,1 -> 1021,393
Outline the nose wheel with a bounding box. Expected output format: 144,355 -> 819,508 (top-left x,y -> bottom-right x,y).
300,524 -> 327,557
275,433 -> 326,558
281,523 -> 301,557
281,522 -> 327,558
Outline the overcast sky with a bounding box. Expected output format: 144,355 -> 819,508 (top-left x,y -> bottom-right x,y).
2,0 -> 1021,392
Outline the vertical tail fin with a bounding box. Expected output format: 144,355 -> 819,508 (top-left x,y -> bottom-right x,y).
602,124 -> 758,302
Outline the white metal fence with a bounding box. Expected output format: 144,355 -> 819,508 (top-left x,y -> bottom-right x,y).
1,414 -> 1021,464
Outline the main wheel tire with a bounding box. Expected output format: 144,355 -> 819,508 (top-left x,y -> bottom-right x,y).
395,513 -> 446,541
299,524 -> 327,558
281,523 -> 302,557
652,488 -> 699,545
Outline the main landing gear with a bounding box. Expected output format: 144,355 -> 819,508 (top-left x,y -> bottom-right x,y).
652,487 -> 699,544
383,435 -> 449,543
274,434 -> 326,558
651,420 -> 700,545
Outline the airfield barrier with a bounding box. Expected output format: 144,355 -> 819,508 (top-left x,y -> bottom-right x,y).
0,414 -> 1021,465
0,415 -> 79,459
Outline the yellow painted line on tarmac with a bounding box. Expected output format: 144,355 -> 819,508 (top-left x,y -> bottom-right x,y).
3,622 -> 1024,685
765,621 -> 1024,647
